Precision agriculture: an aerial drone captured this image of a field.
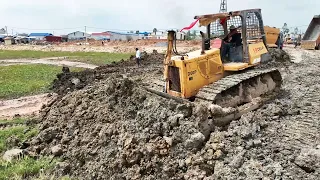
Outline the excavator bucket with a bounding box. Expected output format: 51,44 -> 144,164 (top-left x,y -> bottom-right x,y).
301,15 -> 320,50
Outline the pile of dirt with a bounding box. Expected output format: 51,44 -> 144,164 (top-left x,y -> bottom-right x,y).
24,47 -> 320,179
27,76 -> 319,180
50,50 -> 164,95
255,48 -> 292,70
269,48 -> 291,62
28,76 -> 215,179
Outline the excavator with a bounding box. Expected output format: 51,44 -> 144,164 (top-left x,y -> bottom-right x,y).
145,9 -> 282,125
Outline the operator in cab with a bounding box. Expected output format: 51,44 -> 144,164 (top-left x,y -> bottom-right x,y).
221,25 -> 242,62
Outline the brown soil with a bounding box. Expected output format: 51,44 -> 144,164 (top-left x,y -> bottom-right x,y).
22,47 -> 320,179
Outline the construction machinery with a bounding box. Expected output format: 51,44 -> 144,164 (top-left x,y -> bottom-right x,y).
301,15 -> 320,50
146,9 -> 282,124
264,26 -> 280,48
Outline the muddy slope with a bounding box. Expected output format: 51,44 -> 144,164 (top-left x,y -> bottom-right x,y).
50,50 -> 164,95
29,76 -> 209,179
25,48 -> 317,180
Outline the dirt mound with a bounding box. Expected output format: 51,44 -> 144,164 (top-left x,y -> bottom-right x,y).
257,48 -> 292,69
50,50 -> 164,95
25,47 -> 320,179
269,48 -> 291,62
28,76 -> 215,179
27,76 -> 319,180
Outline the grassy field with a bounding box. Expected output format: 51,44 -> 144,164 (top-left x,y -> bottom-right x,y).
0,64 -> 83,99
0,50 -> 132,65
0,118 -> 69,180
0,119 -> 38,152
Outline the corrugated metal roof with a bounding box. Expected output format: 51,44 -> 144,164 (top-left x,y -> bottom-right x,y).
92,32 -> 111,36
106,31 -> 140,36
29,33 -> 53,37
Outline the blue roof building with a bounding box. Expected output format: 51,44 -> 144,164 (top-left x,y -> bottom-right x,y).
29,33 -> 53,37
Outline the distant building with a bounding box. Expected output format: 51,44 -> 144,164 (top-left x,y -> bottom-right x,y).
147,31 -> 186,40
138,32 -> 150,39
106,31 -> 140,41
0,35 -> 4,42
15,36 -> 29,44
61,35 -> 68,42
4,37 -> 15,45
67,31 -> 90,41
28,33 -> 53,40
45,36 -> 62,42
91,32 -> 111,40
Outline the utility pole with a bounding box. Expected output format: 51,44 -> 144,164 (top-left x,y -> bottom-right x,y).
211,0 -> 227,36
5,26 -> 8,36
85,26 -> 87,43
219,0 -> 227,13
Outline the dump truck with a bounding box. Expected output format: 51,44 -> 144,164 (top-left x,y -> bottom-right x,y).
301,15 -> 320,50
145,9 -> 282,125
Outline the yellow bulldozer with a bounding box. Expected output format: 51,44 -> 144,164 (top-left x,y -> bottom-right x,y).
146,9 -> 282,124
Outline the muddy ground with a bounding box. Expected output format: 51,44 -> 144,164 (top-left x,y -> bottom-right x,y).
23,47 -> 320,179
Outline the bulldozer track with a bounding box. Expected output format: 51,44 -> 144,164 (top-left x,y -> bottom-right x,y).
143,68 -> 282,113
194,68 -> 282,106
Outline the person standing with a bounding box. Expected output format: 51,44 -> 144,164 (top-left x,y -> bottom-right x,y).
295,34 -> 301,48
135,48 -> 141,67
277,32 -> 284,50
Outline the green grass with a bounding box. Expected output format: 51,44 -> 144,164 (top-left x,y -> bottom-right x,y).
0,157 -> 57,180
0,50 -> 132,65
0,118 -> 60,180
0,64 -> 83,99
0,124 -> 38,152
0,118 -> 27,126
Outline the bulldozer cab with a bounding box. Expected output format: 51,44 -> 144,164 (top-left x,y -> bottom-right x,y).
195,9 -> 269,64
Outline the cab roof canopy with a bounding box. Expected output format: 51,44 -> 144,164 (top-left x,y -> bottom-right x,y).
194,8 -> 261,27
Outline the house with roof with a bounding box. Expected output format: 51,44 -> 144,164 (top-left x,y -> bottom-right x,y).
106,31 -> 141,41
67,31 -> 91,41
28,33 -> 53,40
91,32 -> 111,40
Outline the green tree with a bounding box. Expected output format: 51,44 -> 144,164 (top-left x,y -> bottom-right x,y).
153,28 -> 157,35
186,31 -> 192,40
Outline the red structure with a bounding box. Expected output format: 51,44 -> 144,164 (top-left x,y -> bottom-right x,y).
45,36 -> 62,42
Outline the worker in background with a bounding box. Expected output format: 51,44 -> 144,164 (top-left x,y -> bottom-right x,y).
135,48 -> 141,67
294,34 -> 301,48
221,25 -> 242,61
277,32 -> 284,50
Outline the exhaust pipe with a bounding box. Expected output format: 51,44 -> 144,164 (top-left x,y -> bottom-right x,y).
200,31 -> 205,54
163,30 -> 175,93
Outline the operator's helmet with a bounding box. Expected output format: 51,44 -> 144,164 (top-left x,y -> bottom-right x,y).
229,25 -> 236,30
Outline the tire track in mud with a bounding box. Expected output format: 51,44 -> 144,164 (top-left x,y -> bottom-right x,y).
271,49 -> 320,151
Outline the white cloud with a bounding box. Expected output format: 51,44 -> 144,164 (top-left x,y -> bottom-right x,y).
0,0 -> 318,35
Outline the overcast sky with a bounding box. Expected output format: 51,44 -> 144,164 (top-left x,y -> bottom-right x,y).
1,0 -> 319,35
